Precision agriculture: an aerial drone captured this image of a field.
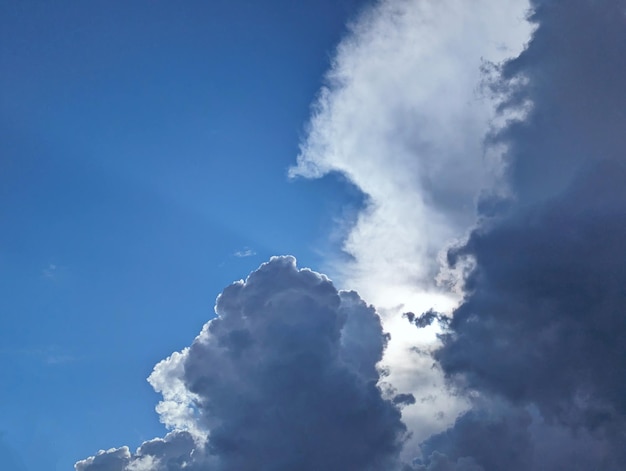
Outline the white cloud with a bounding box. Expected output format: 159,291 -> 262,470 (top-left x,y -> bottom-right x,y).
148,349 -> 205,440
75,446 -> 131,471
290,0 -> 533,454
233,248 -> 256,258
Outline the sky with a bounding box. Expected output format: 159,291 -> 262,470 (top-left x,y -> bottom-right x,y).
2,0 -> 626,470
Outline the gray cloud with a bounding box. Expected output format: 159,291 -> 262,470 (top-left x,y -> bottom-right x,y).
75,446 -> 132,471
416,404 -> 624,471
76,257 -> 408,470
417,407 -> 532,471
288,0 -> 532,309
421,0 -> 626,468
75,1 -> 626,469
233,248 -> 256,258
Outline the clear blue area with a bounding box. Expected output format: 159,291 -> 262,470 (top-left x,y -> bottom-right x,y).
0,1 -> 368,468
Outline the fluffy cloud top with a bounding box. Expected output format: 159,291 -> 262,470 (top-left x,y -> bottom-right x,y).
76,257 -> 408,470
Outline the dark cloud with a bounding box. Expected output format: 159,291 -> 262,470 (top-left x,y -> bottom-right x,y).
422,0 -> 626,468
417,407 -> 532,471
76,257 -> 408,470
393,393 -> 417,407
403,310 -> 446,329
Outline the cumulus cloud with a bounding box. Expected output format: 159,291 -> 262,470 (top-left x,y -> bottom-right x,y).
76,257 -> 408,470
74,431 -> 197,471
421,0 -> 626,468
75,446 -> 132,471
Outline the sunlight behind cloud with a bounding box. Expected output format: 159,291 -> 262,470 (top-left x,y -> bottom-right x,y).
291,0 -> 533,453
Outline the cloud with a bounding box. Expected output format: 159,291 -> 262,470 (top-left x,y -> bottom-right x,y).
76,257 -> 408,470
420,0 -> 626,468
2,345 -> 75,366
75,1 -> 626,469
417,406 -> 532,471
290,0 -> 532,302
415,403 -> 623,470
233,248 -> 256,258
74,431 -> 197,471
75,446 -> 132,471
42,263 -> 57,278
289,0 -> 534,454
413,451 -> 484,471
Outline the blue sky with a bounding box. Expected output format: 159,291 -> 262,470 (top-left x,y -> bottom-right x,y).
1,1 -> 366,468
4,1 -> 626,470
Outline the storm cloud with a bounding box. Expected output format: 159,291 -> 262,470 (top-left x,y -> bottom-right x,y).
76,257 -> 408,470
420,0 -> 626,468
290,0 -> 531,307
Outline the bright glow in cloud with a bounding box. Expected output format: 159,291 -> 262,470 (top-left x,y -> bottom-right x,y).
290,0 -> 533,451
291,0 -> 532,298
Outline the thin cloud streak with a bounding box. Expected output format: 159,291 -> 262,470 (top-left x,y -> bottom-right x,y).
233,248 -> 256,258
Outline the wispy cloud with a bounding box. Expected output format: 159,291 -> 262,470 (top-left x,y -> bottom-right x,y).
233,247 -> 256,258
42,263 -> 58,279
4,346 -> 76,366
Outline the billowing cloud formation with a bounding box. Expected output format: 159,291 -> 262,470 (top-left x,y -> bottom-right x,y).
289,0 -> 533,452
420,0 -> 626,468
290,0 -> 532,305
76,257 -> 408,470
77,0 -> 626,469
